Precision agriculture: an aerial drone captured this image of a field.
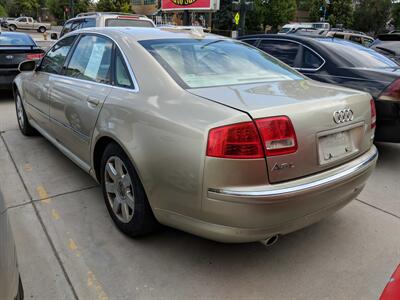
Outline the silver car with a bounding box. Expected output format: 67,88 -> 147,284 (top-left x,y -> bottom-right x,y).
14,27 -> 378,243
0,190 -> 23,299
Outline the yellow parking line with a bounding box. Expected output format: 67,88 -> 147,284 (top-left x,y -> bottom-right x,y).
36,185 -> 51,203
51,209 -> 60,220
87,271 -> 109,300
23,163 -> 32,172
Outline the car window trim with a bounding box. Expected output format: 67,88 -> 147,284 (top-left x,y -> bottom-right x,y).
259,38 -> 326,72
37,34 -> 79,74
43,32 -> 139,92
112,47 -> 135,90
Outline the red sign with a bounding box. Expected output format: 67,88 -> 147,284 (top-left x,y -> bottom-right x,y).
162,0 -> 219,11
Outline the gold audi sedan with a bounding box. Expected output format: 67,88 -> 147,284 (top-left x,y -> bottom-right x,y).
13,27 -> 378,243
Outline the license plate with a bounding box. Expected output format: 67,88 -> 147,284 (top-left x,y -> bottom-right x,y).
319,130 -> 353,164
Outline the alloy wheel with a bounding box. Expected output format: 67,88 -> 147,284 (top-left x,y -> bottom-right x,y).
104,156 -> 135,223
16,94 -> 24,129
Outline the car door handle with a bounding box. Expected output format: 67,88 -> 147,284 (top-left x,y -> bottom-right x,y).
87,96 -> 100,106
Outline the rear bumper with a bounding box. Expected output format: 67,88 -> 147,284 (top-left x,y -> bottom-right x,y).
156,146 -> 378,243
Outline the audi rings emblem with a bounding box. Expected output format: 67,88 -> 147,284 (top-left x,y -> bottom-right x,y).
333,109 -> 354,124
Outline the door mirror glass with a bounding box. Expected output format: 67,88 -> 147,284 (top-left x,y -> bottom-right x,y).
18,60 -> 36,72
50,33 -> 58,40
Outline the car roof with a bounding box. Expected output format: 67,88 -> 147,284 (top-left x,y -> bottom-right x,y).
67,13 -> 151,21
69,27 -> 224,42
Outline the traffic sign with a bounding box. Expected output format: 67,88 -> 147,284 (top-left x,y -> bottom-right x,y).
234,12 -> 240,25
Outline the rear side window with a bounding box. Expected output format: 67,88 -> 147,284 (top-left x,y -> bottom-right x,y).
40,36 -> 77,74
65,35 -> 113,84
81,18 -> 96,29
334,33 -> 345,39
349,35 -> 362,44
105,18 -> 154,28
258,40 -> 300,66
302,48 -> 324,69
241,39 -> 258,46
114,49 -> 134,89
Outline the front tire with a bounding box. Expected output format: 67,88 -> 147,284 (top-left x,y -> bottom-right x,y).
100,143 -> 158,237
8,24 -> 16,31
15,91 -> 37,136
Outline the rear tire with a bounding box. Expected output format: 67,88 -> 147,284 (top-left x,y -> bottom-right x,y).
8,24 -> 16,31
38,26 -> 46,33
100,143 -> 158,237
15,90 -> 37,136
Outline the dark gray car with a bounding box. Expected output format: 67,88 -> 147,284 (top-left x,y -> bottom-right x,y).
0,190 -> 23,299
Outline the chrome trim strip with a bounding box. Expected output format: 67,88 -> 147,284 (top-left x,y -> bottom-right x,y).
208,146 -> 378,199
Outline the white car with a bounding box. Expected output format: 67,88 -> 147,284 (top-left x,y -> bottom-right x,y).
7,17 -> 51,33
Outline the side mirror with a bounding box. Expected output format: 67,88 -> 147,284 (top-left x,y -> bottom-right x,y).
50,33 -> 58,40
18,60 -> 36,72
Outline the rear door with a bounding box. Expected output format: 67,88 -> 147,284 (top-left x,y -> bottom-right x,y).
50,34 -> 113,164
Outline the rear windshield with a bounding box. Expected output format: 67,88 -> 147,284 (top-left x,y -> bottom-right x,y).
0,34 -> 35,46
140,38 -> 303,88
319,39 -> 399,68
105,18 -> 154,28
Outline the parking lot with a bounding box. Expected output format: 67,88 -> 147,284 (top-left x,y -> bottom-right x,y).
0,87 -> 400,299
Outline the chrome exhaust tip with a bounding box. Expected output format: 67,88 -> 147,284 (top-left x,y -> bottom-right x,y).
259,234 -> 279,247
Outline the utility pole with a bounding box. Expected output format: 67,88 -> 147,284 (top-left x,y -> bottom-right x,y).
232,0 -> 253,37
69,0 -> 74,19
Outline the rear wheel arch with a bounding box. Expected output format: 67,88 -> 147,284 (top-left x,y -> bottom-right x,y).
92,136 -> 144,187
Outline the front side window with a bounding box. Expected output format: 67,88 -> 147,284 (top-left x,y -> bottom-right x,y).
114,49 -> 134,89
18,18 -> 27,22
60,22 -> 73,37
40,35 -> 77,74
140,39 -> 303,89
71,20 -> 83,31
258,40 -> 300,66
65,35 -> 113,84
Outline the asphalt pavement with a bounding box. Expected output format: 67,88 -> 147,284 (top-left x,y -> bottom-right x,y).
0,90 -> 400,299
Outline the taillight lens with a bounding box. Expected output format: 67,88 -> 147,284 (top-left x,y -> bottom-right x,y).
206,121 -> 264,159
370,99 -> 376,129
255,116 -> 298,156
378,79 -> 400,101
26,53 -> 44,60
206,116 -> 298,159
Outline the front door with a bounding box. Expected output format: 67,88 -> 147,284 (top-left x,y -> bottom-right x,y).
50,34 -> 113,164
24,35 -> 77,133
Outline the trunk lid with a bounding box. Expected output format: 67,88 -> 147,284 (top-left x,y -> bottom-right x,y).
0,47 -> 43,69
189,79 -> 374,183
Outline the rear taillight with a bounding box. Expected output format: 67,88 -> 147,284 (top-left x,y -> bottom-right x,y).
378,79 -> 400,101
206,116 -> 298,159
206,121 -> 264,159
26,53 -> 44,60
370,99 -> 376,129
255,116 -> 298,156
